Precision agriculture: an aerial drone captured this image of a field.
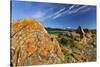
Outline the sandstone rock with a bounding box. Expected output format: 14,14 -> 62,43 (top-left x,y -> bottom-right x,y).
76,26 -> 85,39
11,18 -> 64,66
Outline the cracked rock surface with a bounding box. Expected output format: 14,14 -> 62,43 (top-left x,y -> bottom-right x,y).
11,18 -> 64,66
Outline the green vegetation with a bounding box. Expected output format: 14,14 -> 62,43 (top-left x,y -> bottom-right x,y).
46,27 -> 96,63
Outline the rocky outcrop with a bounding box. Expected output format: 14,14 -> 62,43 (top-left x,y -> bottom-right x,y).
76,26 -> 92,44
11,18 -> 64,66
76,26 -> 85,39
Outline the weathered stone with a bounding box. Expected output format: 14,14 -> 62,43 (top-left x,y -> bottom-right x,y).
11,18 -> 64,66
76,26 -> 85,39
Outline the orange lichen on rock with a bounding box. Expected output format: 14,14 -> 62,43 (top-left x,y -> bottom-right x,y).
11,18 -> 64,66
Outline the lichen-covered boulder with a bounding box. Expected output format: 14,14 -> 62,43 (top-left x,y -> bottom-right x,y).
11,18 -> 64,66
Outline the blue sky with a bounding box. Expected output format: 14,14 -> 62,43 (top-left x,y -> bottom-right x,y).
11,1 -> 96,29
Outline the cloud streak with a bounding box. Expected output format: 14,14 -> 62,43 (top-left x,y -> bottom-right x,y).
52,5 -> 89,19
31,4 -> 90,21
54,8 -> 66,15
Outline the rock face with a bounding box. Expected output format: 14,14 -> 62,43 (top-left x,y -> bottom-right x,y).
11,18 -> 64,66
76,26 -> 85,39
76,26 -> 92,45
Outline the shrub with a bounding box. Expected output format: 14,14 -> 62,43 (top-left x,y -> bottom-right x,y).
59,37 -> 68,45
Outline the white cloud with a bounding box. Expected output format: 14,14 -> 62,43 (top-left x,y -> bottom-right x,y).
32,5 -> 89,20
32,11 -> 45,19
62,5 -> 88,15
67,27 -> 71,29
54,7 -> 66,15
52,8 -> 66,19
52,5 -> 77,19
73,5 -> 88,13
69,5 -> 75,10
53,13 -> 62,19
53,5 -> 89,19
32,7 -> 57,21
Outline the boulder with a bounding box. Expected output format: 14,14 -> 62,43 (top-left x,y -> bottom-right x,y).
11,18 -> 64,66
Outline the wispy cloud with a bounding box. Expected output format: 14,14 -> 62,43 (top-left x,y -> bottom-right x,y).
53,5 -> 89,19
31,5 -> 90,20
52,8 -> 66,19
63,5 -> 88,14
53,13 -> 62,19
69,5 -> 76,10
31,7 -> 56,21
32,11 -> 45,19
71,5 -> 88,13
54,8 -> 66,15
